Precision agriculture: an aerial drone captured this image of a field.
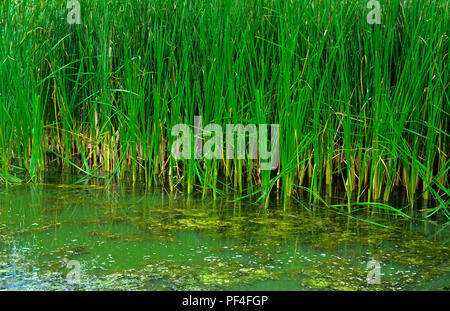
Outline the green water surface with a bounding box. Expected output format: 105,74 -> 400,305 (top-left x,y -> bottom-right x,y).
0,176 -> 448,291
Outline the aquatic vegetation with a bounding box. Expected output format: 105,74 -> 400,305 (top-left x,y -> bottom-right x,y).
40,243 -> 97,258
172,218 -> 232,231
88,229 -> 175,243
77,216 -> 127,226
0,224 -> 15,245
13,222 -> 62,235
88,230 -> 145,242
100,258 -> 278,291
1,185 -> 449,290
369,237 -> 450,267
298,257 -> 408,291
0,0 -> 448,220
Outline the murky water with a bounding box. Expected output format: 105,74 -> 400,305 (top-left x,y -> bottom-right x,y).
0,174 -> 449,291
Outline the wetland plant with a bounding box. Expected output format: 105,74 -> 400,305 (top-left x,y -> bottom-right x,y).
0,0 -> 448,219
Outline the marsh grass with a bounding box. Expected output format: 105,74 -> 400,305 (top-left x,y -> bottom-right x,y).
0,0 -> 448,218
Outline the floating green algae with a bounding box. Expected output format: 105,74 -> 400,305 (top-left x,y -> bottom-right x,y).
88,230 -> 176,243
13,222 -> 63,235
40,244 -> 97,258
98,258 -> 278,291
297,252 -> 449,291
1,183 -> 449,291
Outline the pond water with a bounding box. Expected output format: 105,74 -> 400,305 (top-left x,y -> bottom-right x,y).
0,174 -> 449,291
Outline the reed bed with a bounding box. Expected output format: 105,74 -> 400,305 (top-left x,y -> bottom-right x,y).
0,0 -> 448,217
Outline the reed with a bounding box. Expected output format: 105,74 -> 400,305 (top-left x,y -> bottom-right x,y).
0,0 -> 448,218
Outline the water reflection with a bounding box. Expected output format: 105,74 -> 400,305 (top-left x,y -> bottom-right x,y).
0,177 -> 448,291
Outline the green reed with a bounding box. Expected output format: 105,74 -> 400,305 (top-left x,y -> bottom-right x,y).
0,0 -> 448,218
